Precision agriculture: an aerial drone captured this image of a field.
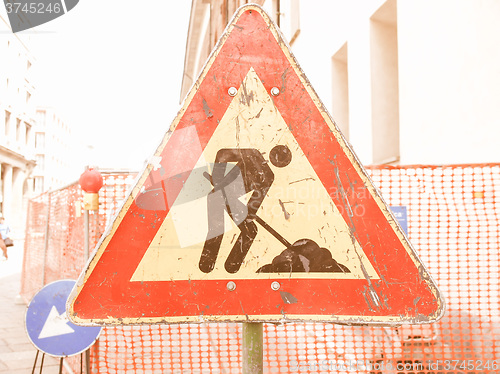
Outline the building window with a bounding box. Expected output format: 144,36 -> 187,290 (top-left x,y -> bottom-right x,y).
288,0 -> 301,44
332,42 -> 349,141
37,110 -> 46,128
370,0 -> 400,164
4,111 -> 10,137
34,176 -> 44,194
35,154 -> 45,170
25,122 -> 31,146
16,118 -> 22,141
35,132 -> 45,149
269,0 -> 301,45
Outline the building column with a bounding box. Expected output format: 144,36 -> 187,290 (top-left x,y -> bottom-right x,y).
1,164 -> 13,220
0,163 -> 3,214
345,18 -> 374,165
12,167 -> 25,237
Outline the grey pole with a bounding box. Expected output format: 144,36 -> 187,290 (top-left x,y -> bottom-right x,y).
242,322 -> 263,374
83,209 -> 89,261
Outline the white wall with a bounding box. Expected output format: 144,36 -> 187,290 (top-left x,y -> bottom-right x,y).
398,0 -> 500,164
275,0 -> 385,164
185,1 -> 500,165
275,0 -> 500,165
370,1 -> 400,164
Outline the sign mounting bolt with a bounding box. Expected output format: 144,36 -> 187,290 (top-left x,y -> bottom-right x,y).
228,87 -> 238,96
271,281 -> 280,291
271,87 -> 280,96
226,281 -> 236,291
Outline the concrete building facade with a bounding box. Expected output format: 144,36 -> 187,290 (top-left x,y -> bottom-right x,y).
0,15 -> 36,237
181,0 -> 500,166
33,107 -> 74,195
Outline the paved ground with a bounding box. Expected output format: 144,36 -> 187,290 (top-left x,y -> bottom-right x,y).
0,243 -> 61,373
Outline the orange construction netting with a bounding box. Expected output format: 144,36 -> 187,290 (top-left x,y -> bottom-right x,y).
21,164 -> 500,373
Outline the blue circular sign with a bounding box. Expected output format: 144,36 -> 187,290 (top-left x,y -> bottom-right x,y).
25,280 -> 102,357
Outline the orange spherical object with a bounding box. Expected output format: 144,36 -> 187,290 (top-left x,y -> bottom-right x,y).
79,168 -> 103,193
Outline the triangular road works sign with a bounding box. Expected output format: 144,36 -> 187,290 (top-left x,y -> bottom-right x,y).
68,4 -> 443,325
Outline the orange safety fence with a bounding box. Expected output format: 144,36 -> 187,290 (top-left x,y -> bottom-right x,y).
20,164 -> 500,373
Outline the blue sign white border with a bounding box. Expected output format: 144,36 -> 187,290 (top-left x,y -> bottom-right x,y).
25,279 -> 102,358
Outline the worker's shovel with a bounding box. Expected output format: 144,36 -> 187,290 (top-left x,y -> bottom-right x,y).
203,171 -> 350,274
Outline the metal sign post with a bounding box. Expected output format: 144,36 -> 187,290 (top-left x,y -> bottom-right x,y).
242,323 -> 263,374
78,167 -> 103,374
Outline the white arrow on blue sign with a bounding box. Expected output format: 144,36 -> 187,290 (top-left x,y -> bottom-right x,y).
25,280 -> 101,357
